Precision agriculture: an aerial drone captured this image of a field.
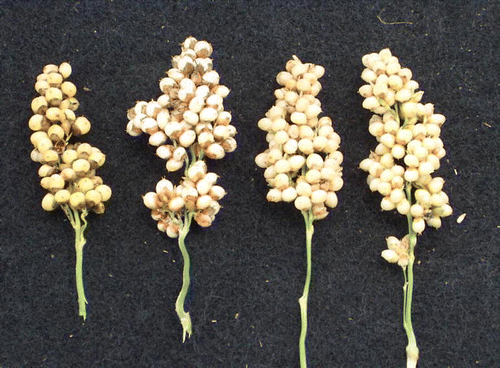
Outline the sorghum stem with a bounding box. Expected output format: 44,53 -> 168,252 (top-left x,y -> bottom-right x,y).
404,184 -> 419,368
175,211 -> 194,342
299,211 -> 314,368
63,206 -> 88,320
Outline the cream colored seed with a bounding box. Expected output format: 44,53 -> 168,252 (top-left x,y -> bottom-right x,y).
76,143 -> 93,158
311,190 -> 327,204
283,139 -> 298,154
45,107 -> 61,122
404,155 -> 420,167
266,188 -> 282,202
179,130 -> 197,147
166,158 -> 184,172
306,153 -> 323,170
379,153 -> 394,168
196,178 -> 213,195
209,186 -> 226,201
384,119 -> 399,133
69,192 -> 86,210
61,81 -> 77,97
31,96 -> 48,114
296,181 -> 312,197
73,117 -> 91,136
381,197 -> 396,211
47,124 -> 65,142
428,177 -> 445,194
205,143 -> 225,159
59,97 -> 80,111
28,115 -> 46,131
294,196 -> 312,211
31,149 -> 43,163
168,197 -> 185,212
325,192 -> 338,208
412,217 -> 426,233
54,189 -> 71,204
59,62 -> 72,79
38,164 -> 56,177
410,204 -> 424,218
330,176 -> 343,191
274,159 -> 291,174
47,72 -> 63,87
49,174 -> 65,191
43,64 -> 59,74
62,149 -> 78,164
415,189 -> 431,205
143,192 -> 159,210
271,118 -> 287,132
396,199 -> 410,215
42,150 -> 59,165
273,173 -> 290,190
404,168 -> 419,182
258,118 -> 272,131
196,195 -> 213,210
291,112 -> 307,125
305,169 -> 321,184
255,152 -> 269,168
85,190 -> 102,207
431,193 -> 446,207
35,80 -> 50,94
45,87 -> 63,106
298,139 -> 314,154
73,159 -> 91,174
61,167 -> 76,181
390,188 -> 405,203
42,193 -> 58,211
289,155 -> 306,171
281,187 -> 298,202
88,151 -> 106,168
77,177 -> 95,193
391,145 -> 406,159
36,138 -> 54,153
362,96 -> 380,110
377,182 -> 392,196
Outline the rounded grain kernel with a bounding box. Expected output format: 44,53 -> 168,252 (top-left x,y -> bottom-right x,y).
267,188 -> 282,202
69,192 -> 86,210
412,217 -> 425,233
73,158 -> 91,174
294,196 -> 312,211
31,96 -> 48,114
42,193 -> 58,211
281,187 -> 298,202
73,117 -> 91,136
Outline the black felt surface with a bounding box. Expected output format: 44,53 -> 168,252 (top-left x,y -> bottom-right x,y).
1,1 -> 499,367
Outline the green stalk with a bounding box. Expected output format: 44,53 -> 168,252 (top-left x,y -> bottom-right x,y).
63,205 -> 89,320
175,211 -> 194,342
404,184 -> 419,368
298,210 -> 314,368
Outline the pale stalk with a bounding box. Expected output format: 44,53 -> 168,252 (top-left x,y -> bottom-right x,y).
404,183 -> 419,368
298,210 -> 314,368
175,211 -> 194,342
63,205 -> 89,320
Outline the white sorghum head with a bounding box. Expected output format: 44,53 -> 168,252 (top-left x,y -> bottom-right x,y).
255,56 -> 343,220
359,48 -> 452,245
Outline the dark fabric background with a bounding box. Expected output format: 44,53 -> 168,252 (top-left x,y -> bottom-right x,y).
1,1 -> 499,367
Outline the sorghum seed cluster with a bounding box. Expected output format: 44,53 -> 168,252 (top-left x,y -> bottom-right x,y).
29,63 -> 112,213
126,36 -> 236,170
381,235 -> 410,267
143,160 -> 225,237
127,37 -> 236,236
358,49 -> 452,234
255,56 -> 343,219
